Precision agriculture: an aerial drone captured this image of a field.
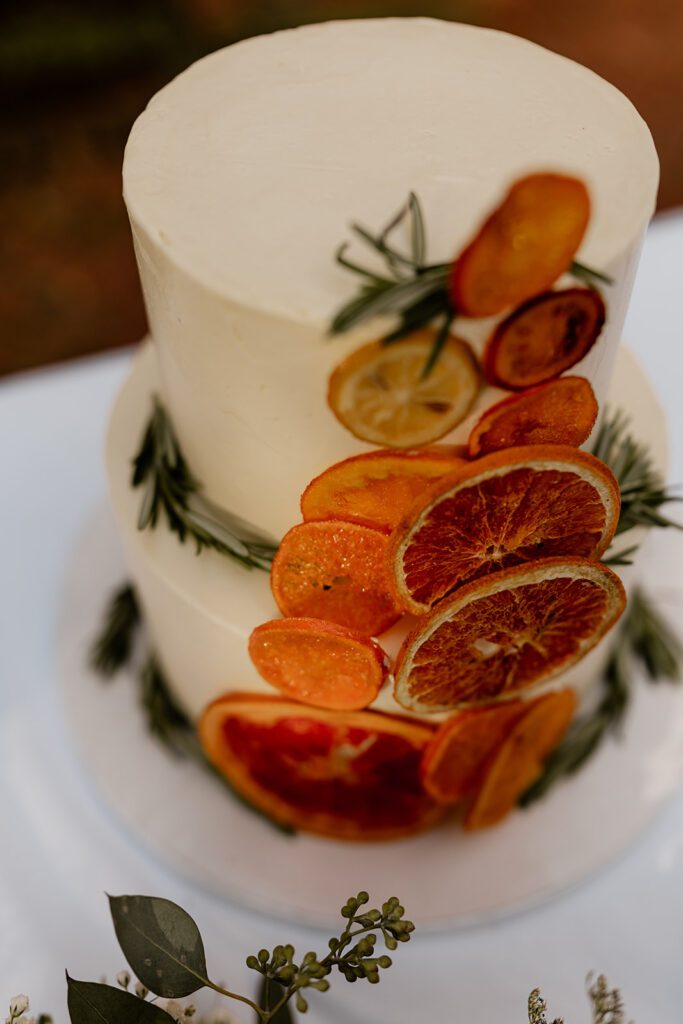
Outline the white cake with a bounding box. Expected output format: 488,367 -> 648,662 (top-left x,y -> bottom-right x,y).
107,18 -> 663,835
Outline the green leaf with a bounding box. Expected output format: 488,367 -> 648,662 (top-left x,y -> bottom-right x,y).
90,583 -> 141,677
66,977 -> 174,1024
257,976 -> 295,1024
109,895 -> 209,998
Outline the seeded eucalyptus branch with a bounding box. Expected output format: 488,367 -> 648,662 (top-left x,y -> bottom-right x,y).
521,587 -> 681,805
133,398 -> 278,571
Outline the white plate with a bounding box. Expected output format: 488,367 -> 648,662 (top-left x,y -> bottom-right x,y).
58,503 -> 683,930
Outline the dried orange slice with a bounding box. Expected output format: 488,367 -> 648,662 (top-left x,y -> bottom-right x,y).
328,331 -> 479,448
271,520 -> 401,635
483,288 -> 606,389
390,444 -> 620,615
467,377 -> 598,457
450,173 -> 591,318
464,689 -> 576,829
198,694 -> 442,839
301,447 -> 466,532
421,701 -> 528,804
394,558 -> 625,713
248,617 -> 390,711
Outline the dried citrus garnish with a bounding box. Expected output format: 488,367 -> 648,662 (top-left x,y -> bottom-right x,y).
450,173 -> 591,317
248,617 -> 390,711
421,701 -> 528,804
467,376 -> 598,457
301,447 -> 465,532
198,694 -> 442,839
271,520 -> 401,635
393,558 -> 625,713
483,288 -> 606,389
464,689 -> 576,829
390,444 -> 620,615
327,331 -> 479,448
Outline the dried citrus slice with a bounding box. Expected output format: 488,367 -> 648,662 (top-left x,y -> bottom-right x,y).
248,617 -> 390,711
328,331 -> 480,448
421,701 -> 528,804
271,520 -> 401,635
483,288 -> 606,389
301,447 -> 465,532
198,694 -> 442,839
467,377 -> 598,457
450,173 -> 591,317
390,444 -> 620,615
464,689 -> 576,829
394,558 -> 625,713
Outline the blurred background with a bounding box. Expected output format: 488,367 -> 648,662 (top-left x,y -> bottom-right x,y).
2,0 -> 682,377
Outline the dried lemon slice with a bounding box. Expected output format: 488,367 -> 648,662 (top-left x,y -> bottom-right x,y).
328,330 -> 479,448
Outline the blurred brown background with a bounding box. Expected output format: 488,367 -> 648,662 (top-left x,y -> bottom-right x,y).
2,0 -> 682,378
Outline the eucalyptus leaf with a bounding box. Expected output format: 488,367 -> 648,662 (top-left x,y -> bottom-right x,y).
257,976 -> 295,1024
109,895 -> 209,998
66,977 -> 174,1024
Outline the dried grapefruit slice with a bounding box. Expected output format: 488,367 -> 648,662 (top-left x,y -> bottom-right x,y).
198,694 -> 442,839
421,700 -> 528,804
327,331 -> 479,448
248,618 -> 390,711
393,558 -> 625,713
483,288 -> 606,389
271,520 -> 401,635
464,689 -> 576,829
301,447 -> 465,532
390,445 -> 620,615
467,377 -> 598,457
450,173 -> 591,318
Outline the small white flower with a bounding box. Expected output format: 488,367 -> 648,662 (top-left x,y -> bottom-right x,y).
134,982 -> 149,1000
164,1000 -> 186,1022
116,971 -> 131,990
9,996 -> 29,1019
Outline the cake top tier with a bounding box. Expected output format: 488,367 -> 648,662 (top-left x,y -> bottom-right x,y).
124,17 -> 658,325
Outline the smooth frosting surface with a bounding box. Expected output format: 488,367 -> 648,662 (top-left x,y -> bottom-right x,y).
125,18 -> 657,320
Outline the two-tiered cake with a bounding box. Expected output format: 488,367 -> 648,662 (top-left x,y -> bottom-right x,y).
106,18 -> 661,838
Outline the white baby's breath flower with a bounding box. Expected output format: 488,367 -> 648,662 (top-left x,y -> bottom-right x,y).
116,971 -> 131,990
9,996 -> 29,1019
164,1000 -> 186,1022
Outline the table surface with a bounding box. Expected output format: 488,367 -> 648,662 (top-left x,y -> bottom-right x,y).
2,213 -> 683,1021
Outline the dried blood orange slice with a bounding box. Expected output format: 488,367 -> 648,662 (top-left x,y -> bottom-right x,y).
467,377 -> 598,457
390,445 -> 620,615
483,288 -> 606,389
421,700 -> 528,804
248,618 -> 390,711
450,173 -> 591,318
327,331 -> 479,448
301,447 -> 465,532
464,689 -> 576,829
198,694 -> 442,839
271,520 -> 401,635
393,558 -> 625,713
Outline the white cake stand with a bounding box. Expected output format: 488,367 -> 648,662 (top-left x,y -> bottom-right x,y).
58,499 -> 683,930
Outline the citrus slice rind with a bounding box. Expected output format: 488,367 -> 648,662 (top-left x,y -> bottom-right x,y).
301,447 -> 466,532
420,701 -> 528,804
483,288 -> 606,390
393,558 -> 625,714
464,689 -> 576,829
271,520 -> 401,635
327,331 -> 480,448
390,445 -> 621,615
467,376 -> 598,457
248,617 -> 391,711
198,694 -> 442,840
450,173 -> 591,318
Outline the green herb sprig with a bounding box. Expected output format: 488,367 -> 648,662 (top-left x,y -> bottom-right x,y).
521,587 -> 681,806
133,397 -> 278,571
90,583 -> 141,677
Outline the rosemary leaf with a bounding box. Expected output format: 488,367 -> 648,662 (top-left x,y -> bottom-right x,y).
571,259 -> 614,288
131,398 -> 279,571
420,311 -> 455,380
408,191 -> 426,266
90,584 -> 141,677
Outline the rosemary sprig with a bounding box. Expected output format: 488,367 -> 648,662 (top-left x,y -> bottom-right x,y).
90,583 -> 140,676
132,397 -> 278,571
521,587 -> 681,805
592,408 -> 682,538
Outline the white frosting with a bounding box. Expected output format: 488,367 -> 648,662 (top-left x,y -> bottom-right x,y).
123,18 -> 659,538
106,342 -> 666,722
